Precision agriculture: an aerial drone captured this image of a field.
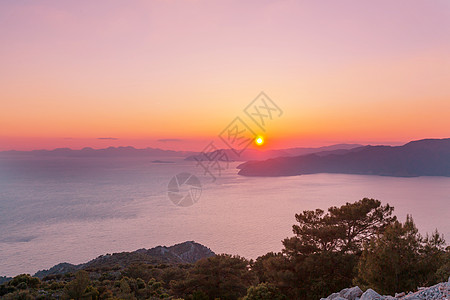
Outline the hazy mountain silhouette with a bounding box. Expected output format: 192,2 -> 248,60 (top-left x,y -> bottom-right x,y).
185,144 -> 363,162
0,146 -> 196,158
1,144 -> 362,161
238,138 -> 450,177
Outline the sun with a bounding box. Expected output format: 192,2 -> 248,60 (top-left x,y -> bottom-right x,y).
255,136 -> 264,146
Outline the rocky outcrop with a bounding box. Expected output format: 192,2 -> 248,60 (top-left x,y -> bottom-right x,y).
140,241 -> 215,264
321,277 -> 450,300
341,287 -> 364,300
359,289 -> 382,300
400,281 -> 450,300
34,262 -> 81,279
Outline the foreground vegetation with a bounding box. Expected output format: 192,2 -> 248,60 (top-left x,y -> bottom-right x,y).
1,198 -> 448,299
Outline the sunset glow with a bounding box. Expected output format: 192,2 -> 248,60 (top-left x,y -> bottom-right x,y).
1,0 -> 449,150
1,1 -> 450,287
256,137 -> 264,146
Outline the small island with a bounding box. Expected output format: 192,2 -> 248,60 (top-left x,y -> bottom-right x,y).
151,160 -> 175,164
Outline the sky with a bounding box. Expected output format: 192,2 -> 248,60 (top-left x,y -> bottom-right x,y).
1,0 -> 450,151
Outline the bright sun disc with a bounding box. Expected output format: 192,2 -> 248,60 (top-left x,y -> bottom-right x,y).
256,137 -> 264,146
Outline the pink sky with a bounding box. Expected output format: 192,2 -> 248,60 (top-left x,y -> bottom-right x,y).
1,0 -> 449,151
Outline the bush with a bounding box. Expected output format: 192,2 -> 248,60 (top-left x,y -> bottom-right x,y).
243,282 -> 286,300
9,274 -> 41,289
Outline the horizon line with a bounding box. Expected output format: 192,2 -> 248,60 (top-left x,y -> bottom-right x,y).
2,137 -> 448,153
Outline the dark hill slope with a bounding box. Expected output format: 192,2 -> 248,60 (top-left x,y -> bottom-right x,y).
34,241 -> 214,279
238,138 -> 450,177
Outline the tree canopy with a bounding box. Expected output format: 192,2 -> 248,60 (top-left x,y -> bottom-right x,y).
0,198 -> 447,300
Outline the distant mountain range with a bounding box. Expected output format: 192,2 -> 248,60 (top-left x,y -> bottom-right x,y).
3,140 -> 448,177
0,144 -> 363,161
0,146 -> 196,158
238,138 -> 450,177
185,144 -> 363,162
33,241 -> 214,279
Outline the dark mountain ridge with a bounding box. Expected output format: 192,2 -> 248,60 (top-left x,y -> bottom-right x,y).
33,241 -> 214,279
238,138 -> 450,177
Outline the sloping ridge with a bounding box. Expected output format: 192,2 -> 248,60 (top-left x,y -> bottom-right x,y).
34,241 -> 214,279
185,144 -> 363,162
238,138 -> 450,177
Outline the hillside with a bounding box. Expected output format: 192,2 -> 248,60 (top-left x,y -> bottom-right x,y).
185,143 -> 362,162
238,138 -> 450,177
33,241 -> 214,279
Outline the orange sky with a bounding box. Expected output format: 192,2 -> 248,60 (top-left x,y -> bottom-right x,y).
1,0 -> 449,151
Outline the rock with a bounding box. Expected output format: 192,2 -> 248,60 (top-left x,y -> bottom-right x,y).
34,262 -> 81,279
322,277 -> 450,300
339,288 -> 349,296
400,283 -> 446,299
360,289 -> 383,300
402,296 -> 420,300
340,286 -> 363,300
327,292 -> 340,299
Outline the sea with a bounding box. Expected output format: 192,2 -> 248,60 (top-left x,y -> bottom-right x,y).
0,156 -> 449,277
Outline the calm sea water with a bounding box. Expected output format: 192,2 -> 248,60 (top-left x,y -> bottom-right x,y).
0,156 -> 449,277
